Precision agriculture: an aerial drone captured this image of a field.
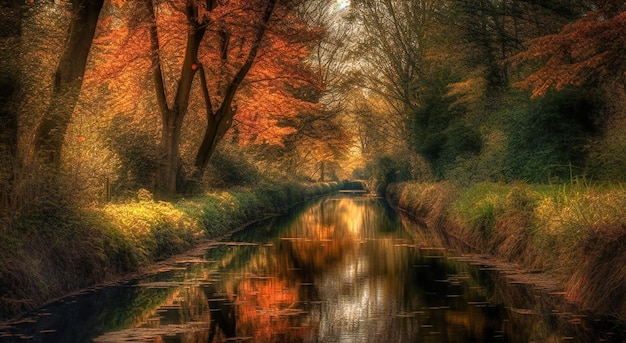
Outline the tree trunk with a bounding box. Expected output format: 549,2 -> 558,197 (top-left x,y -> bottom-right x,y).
147,0 -> 206,197
194,104 -> 234,173
33,0 -> 103,168
0,73 -> 19,212
0,0 -> 21,38
158,110 -> 182,197
194,0 -> 277,174
0,0 -> 21,162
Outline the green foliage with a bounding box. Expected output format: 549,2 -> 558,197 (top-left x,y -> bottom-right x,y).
106,113 -> 159,193
504,88 -> 600,183
359,155 -> 412,196
442,93 -> 523,185
415,122 -> 484,179
445,133 -> 507,186
202,145 -> 261,188
585,96 -> 626,183
410,72 -> 459,161
408,70 -> 484,178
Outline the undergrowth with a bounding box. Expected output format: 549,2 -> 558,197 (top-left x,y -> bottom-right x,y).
0,181 -> 340,321
388,181 -> 626,320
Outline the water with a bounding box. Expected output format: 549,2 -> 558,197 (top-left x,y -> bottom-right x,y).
1,195 -> 624,342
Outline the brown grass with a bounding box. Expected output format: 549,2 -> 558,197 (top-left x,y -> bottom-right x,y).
387,181 -> 626,320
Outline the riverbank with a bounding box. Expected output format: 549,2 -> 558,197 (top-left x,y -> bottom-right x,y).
386,181 -> 626,321
0,181 -> 340,321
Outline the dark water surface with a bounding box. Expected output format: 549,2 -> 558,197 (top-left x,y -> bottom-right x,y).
1,195 -> 624,342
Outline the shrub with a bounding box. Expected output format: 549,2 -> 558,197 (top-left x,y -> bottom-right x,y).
203,145 -> 261,188
586,114 -> 626,183
504,88 -> 600,183
364,155 -> 412,195
101,200 -> 200,262
106,113 -> 159,194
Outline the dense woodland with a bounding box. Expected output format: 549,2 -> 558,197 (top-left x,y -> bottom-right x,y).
0,0 -> 625,213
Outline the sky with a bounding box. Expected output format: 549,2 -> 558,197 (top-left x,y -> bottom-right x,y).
334,0 -> 350,12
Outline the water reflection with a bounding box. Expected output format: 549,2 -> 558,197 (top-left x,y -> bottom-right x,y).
1,195 -> 624,342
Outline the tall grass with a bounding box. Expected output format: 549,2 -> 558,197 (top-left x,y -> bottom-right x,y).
0,181 -> 341,321
388,181 -> 626,319
533,183 -> 626,316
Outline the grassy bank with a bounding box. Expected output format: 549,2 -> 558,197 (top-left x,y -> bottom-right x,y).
0,181 -> 340,321
387,181 -> 626,320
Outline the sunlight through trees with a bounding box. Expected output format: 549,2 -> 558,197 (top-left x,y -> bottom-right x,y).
0,0 -> 624,214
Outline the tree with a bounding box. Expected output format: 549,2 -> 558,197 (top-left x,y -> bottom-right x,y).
507,2 -> 626,182
351,0 -> 436,110
346,89 -> 403,155
144,0 -> 209,196
143,0 -> 322,196
349,0 -> 450,157
0,0 -> 22,162
0,0 -> 22,213
451,0 -> 587,89
33,0 -> 104,170
192,0 -> 279,173
144,0 -> 276,195
510,2 -> 626,97
277,106 -> 352,181
193,0 -> 324,169
299,0 -> 356,108
259,0 -> 355,180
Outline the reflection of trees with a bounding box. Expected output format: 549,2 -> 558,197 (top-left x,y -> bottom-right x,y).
203,284 -> 236,341
92,196 -> 614,342
208,197 -> 380,341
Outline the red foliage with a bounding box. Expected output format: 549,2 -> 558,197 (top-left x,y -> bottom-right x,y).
195,0 -> 323,144
88,0 -> 323,146
510,5 -> 626,97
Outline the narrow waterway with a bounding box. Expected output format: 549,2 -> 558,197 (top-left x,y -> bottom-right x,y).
1,195 -> 624,342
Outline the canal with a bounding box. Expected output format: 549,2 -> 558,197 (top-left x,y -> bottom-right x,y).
1,195 -> 624,342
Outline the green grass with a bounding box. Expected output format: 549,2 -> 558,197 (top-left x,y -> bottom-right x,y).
451,183 -> 509,238
388,181 -> 626,319
0,181 -> 341,321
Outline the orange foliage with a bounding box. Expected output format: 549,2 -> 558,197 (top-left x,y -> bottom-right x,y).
87,0 -> 322,146
511,6 -> 626,97
85,2 -> 155,117
195,0 -> 323,145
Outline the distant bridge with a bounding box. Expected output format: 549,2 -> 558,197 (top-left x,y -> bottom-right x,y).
339,180 -> 370,195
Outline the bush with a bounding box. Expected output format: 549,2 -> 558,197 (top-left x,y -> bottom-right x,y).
363,155 -> 412,196
202,145 -> 261,188
586,112 -> 626,183
106,113 -> 159,194
504,88 -> 600,183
